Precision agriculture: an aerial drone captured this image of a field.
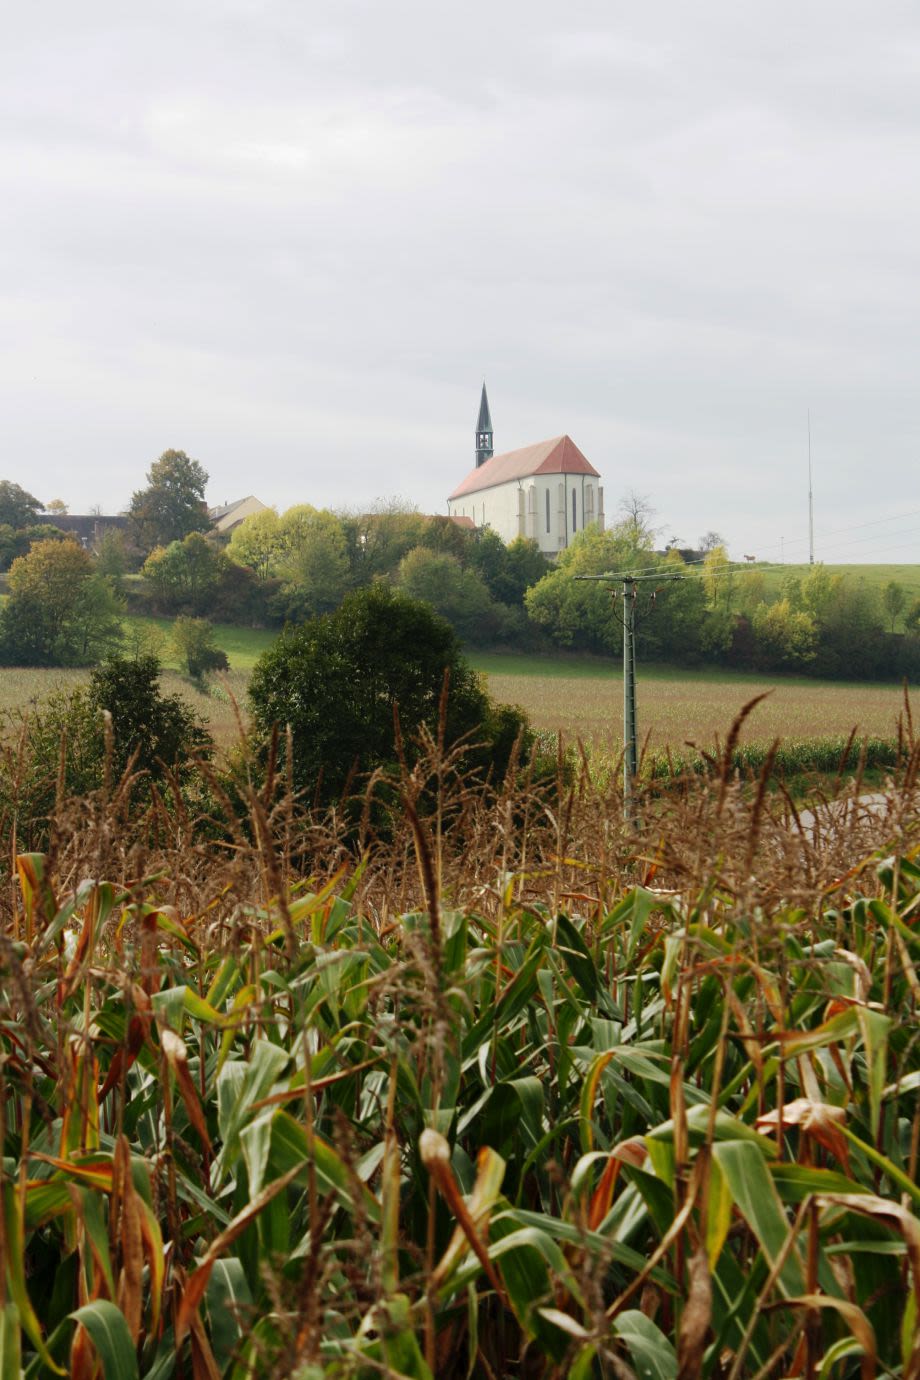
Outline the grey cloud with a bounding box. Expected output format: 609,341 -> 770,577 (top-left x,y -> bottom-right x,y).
1,2 -> 918,556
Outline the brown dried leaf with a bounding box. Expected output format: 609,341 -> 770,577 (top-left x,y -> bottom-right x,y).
175,1160 -> 304,1346
161,1028 -> 211,1152
114,1136 -> 144,1343
677,1247 -> 711,1380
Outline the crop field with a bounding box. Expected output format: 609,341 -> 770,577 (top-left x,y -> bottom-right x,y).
3,647 -> 917,764
2,727 -> 920,1375
472,652 -> 918,749
0,666 -> 249,746
755,560 -> 920,601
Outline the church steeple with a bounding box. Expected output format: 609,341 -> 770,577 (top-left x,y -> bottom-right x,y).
475,382 -> 493,468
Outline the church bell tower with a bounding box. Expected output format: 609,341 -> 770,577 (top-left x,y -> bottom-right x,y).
475,382 -> 493,468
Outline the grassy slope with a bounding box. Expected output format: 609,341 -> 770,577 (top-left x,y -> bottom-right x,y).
748,561 -> 920,604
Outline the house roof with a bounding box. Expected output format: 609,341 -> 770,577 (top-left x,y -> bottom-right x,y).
209,496 -> 261,521
448,435 -> 600,500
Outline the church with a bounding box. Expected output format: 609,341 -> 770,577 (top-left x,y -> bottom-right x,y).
446,385 -> 605,557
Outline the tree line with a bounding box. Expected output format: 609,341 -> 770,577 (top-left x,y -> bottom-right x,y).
0,460 -> 918,682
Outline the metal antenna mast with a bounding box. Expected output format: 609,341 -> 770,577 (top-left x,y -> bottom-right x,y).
808,410 -> 814,565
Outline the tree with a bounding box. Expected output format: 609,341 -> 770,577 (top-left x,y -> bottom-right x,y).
248,584 -> 528,803
0,481 -> 43,528
751,599 -> 818,670
698,530 -> 725,553
419,515 -> 474,562
88,655 -> 211,780
274,506 -> 351,620
171,617 -> 230,683
397,547 -> 500,643
95,528 -> 128,582
0,523 -> 67,572
341,501 -> 429,583
127,449 -> 210,552
142,532 -> 228,613
0,540 -> 122,666
466,531 -> 548,607
618,489 -> 658,547
501,537 -> 550,605
45,498 -> 68,516
702,544 -> 735,609
227,507 -> 284,579
905,598 -> 920,637
525,524 -> 656,654
883,580 -> 907,633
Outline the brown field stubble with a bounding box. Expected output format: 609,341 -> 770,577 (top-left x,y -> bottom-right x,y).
482,666 -> 919,748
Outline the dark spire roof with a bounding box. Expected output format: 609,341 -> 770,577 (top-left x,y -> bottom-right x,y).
476,382 -> 492,435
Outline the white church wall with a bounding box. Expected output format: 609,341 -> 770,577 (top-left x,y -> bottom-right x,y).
448,476 -> 604,555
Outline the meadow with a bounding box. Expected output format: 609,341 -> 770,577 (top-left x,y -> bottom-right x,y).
755,560 -> 920,603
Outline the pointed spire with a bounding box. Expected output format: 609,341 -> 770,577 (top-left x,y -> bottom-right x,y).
475,382 -> 493,468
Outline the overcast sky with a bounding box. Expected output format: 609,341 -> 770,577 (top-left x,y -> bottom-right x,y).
3,2 -> 919,561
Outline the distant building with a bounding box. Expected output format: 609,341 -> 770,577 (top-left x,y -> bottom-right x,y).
209,496 -> 269,535
446,384 -> 604,556
33,513 -> 129,548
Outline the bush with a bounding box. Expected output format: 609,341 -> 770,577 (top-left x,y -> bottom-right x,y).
248,583 -> 530,804
88,655 -> 211,780
0,687 -> 105,850
172,617 -> 230,683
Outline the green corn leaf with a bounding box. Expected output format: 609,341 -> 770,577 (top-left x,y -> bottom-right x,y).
3,1184 -> 65,1374
712,1141 -> 805,1298
69,1302 -> 139,1380
0,1303 -> 21,1380
612,1309 -> 677,1380
205,1259 -> 253,1373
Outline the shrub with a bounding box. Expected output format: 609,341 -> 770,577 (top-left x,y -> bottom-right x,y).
0,687 -> 105,850
248,583 -> 529,803
88,654 -> 211,779
171,617 -> 230,684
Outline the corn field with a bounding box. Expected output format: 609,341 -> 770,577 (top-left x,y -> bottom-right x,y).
1,718 -> 920,1378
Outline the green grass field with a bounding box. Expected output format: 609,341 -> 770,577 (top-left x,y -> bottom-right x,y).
744,561 -> 920,605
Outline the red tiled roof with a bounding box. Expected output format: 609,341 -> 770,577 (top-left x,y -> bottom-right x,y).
448,436 -> 600,500
420,513 -> 477,529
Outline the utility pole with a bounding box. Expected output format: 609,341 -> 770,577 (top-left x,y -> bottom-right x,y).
622,576 -> 638,816
576,572 -> 643,821
808,410 -> 814,565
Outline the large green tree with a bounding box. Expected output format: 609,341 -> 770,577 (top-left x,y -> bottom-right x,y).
142,532 -> 228,614
340,502 -> 429,582
128,449 -> 210,552
227,507 -> 284,579
0,539 -> 123,665
467,531 -> 549,607
248,583 -> 528,804
273,505 -> 351,620
397,546 -> 502,644
0,480 -> 43,528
